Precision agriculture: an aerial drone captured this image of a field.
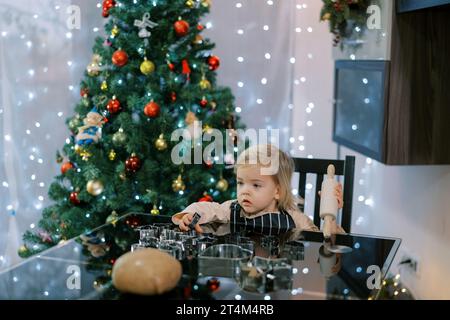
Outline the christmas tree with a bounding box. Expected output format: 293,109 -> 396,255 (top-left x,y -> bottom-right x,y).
19,0 -> 243,258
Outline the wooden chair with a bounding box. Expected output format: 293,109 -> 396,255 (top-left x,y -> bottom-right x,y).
292,156 -> 355,232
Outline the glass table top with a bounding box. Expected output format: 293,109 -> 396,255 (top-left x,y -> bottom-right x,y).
0,213 -> 401,300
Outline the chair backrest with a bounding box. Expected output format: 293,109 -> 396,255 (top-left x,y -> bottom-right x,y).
292,156 -> 355,233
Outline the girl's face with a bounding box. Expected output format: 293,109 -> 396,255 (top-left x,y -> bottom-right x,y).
236,165 -> 280,215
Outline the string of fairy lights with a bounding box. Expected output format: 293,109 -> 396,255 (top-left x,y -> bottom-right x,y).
0,1 -> 320,248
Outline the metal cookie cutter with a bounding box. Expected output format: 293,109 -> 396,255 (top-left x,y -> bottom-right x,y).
188,212 -> 202,230
238,256 -> 293,293
198,244 -> 253,278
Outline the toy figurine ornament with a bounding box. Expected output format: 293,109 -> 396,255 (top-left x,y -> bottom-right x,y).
75,108 -> 105,146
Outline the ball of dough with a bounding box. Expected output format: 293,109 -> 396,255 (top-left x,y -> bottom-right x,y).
112,248 -> 182,295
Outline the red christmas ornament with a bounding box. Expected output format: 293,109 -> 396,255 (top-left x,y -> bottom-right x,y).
144,101 -> 160,118
197,24 -> 204,31
61,162 -> 74,175
102,0 -> 116,17
181,59 -> 191,80
200,97 -> 208,108
109,258 -> 116,265
206,278 -> 220,292
125,154 -> 141,172
112,49 -> 128,67
203,159 -> 213,169
167,61 -> 175,71
207,56 -> 220,71
103,0 -> 115,9
170,92 -> 177,103
174,20 -> 189,37
107,97 -> 121,114
333,2 -> 343,12
183,286 -> 192,299
199,193 -> 213,202
80,88 -> 89,97
69,192 -> 80,205
100,110 -> 109,123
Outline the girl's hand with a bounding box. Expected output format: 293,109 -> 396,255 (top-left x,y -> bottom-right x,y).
335,182 -> 344,209
178,213 -> 203,233
318,182 -> 344,209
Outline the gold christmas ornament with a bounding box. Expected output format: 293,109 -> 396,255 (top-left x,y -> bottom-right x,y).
112,128 -> 127,146
119,172 -> 127,181
80,149 -> 92,161
210,101 -> 217,110
199,77 -> 211,90
101,80 -> 108,91
86,54 -> 102,77
172,174 -> 186,192
155,134 -> 167,151
216,178 -> 229,192
193,34 -> 203,45
202,124 -> 213,134
82,97 -> 90,107
56,151 -> 64,164
75,145 -> 92,161
111,25 -> 119,37
185,111 -> 198,125
18,245 -> 28,255
321,13 -> 331,21
150,204 -> 160,215
186,0 -> 195,8
69,115 -> 82,131
87,63 -> 100,76
109,149 -> 117,161
201,0 -> 211,7
106,211 -> 119,226
140,58 -> 155,75
86,180 -> 104,196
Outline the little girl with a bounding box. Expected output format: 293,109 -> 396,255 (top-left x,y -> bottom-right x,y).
172,144 -> 344,234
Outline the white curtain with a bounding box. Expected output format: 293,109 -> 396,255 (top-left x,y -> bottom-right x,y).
0,0 -> 80,268
204,0 -> 296,149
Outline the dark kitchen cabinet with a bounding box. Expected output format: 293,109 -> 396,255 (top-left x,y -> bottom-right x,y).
333,2 -> 450,164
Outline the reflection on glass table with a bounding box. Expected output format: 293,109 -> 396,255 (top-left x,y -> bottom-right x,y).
0,213 -> 401,300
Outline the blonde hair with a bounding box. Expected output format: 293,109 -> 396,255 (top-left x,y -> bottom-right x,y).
235,144 -> 299,211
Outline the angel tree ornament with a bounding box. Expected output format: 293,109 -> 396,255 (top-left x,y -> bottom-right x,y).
134,12 -> 158,38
